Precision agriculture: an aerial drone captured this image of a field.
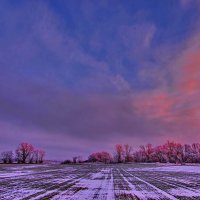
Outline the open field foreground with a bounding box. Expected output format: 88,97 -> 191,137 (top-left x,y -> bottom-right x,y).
0,163 -> 200,200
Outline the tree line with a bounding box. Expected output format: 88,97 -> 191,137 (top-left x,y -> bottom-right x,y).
2,141 -> 200,164
1,142 -> 45,164
87,141 -> 200,164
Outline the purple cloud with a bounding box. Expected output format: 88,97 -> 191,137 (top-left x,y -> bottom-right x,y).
1,0 -> 200,160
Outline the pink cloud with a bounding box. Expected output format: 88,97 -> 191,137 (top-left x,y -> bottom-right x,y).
134,91 -> 178,122
133,28 -> 200,131
178,52 -> 200,94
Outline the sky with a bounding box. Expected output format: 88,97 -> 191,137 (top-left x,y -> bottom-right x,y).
0,0 -> 200,160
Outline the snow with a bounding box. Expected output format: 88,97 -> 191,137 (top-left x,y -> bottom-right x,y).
1,163 -> 200,199
168,187 -> 200,197
0,170 -> 33,178
121,169 -> 177,200
148,165 -> 200,173
127,165 -> 200,174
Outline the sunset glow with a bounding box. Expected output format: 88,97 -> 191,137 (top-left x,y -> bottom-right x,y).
0,0 -> 200,160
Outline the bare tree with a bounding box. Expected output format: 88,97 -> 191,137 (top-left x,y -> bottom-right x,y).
124,144 -> 133,162
73,156 -> 78,164
15,149 -> 22,163
28,149 -> 42,164
100,152 -> 112,163
38,149 -> 45,163
115,144 -> 124,163
72,156 -> 82,164
16,143 -> 34,163
33,149 -> 39,163
1,151 -> 13,163
88,152 -> 112,163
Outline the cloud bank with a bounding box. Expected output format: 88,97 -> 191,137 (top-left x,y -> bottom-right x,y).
0,0 -> 200,159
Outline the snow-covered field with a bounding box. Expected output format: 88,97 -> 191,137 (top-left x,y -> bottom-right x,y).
0,163 -> 200,200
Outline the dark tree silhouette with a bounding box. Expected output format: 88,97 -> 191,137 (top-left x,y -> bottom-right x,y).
16,143 -> 34,163
1,151 -> 13,163
115,144 -> 124,163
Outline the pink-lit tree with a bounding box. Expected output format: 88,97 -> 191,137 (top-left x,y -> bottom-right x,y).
124,144 -> 133,162
115,144 -> 124,163
88,151 -> 112,163
38,149 -> 45,163
16,143 -> 34,163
